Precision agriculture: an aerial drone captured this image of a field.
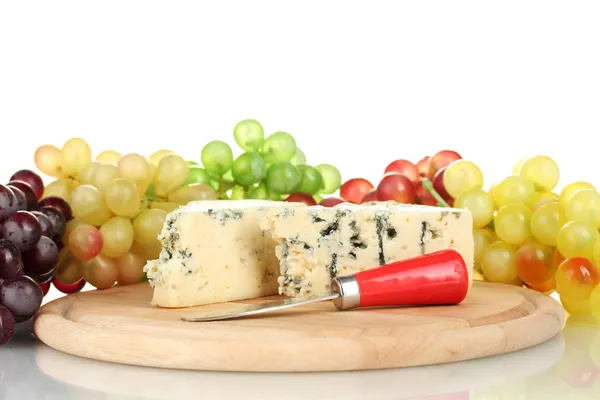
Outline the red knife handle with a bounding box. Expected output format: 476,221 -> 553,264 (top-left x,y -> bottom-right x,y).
331,249 -> 469,311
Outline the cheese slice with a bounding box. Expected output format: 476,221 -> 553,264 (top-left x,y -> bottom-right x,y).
259,202 -> 474,298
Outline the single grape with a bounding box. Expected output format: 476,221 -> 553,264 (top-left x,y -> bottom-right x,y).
100,217 -> 134,258
340,178 -> 375,204
526,277 -> 555,294
515,240 -> 554,285
556,221 -> 599,259
480,241 -> 522,285
414,181 -> 436,206
555,257 -> 599,300
117,153 -> 152,196
149,149 -> 174,167
62,219 -> 86,246
0,304 -> 15,345
115,250 -> 146,285
232,152 -> 266,186
22,236 -> 59,276
38,206 -> 66,243
91,163 -> 119,192
7,186 -> 27,212
429,150 -> 462,177
361,190 -> 380,203
265,162 -> 301,195
54,247 -> 82,285
167,183 -> 217,203
154,154 -> 190,197
233,119 -> 264,152
29,267 -> 55,285
294,165 -> 323,195
80,254 -> 118,290
319,197 -> 345,207
96,150 -> 122,165
70,185 -> 113,226
532,192 -> 559,211
519,155 -> 560,191
285,193 -> 317,205
134,239 -> 162,260
492,176 -> 536,209
53,278 -> 86,294
150,201 -> 180,213
530,202 -> 566,247
383,160 -> 419,183
0,211 -> 42,252
0,275 -> 43,322
473,228 -> 494,272
561,295 -> 591,316
290,147 -> 307,165
37,196 -> 73,221
133,209 -> 167,245
34,144 -> 64,178
376,174 -> 416,204
10,170 -> 44,200
431,169 -> 452,205
184,165 -> 213,186
7,181 -> 37,210
494,203 -> 532,246
563,189 -> 600,228
62,138 -> 92,177
442,160 -> 484,199
79,162 -> 99,185
0,239 -> 24,281
41,179 -> 73,202
201,140 -> 234,176
103,178 -> 141,218
559,181 -> 596,210
315,164 -> 342,195
261,131 -> 297,164
68,224 -> 103,261
0,184 -> 17,218
454,188 -> 494,228
229,185 -> 246,200
416,156 -> 431,177
247,182 -> 269,200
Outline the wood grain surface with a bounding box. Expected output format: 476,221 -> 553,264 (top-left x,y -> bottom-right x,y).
33,280 -> 565,372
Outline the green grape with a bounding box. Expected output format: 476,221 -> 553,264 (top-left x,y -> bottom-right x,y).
42,179 -> 74,202
591,284 -> 600,320
222,169 -> 234,183
117,153 -> 152,196
559,181 -> 596,210
494,203 -> 532,246
167,183 -> 217,203
70,184 -> 113,226
261,131 -> 297,164
149,149 -> 174,167
563,189 -> 600,228
530,202 -> 566,247
316,164 -> 342,194
248,182 -> 268,199
115,250 -> 146,285
154,154 -> 189,197
473,228 -> 494,272
62,138 -> 92,177
492,175 -> 535,209
232,152 -> 266,186
295,165 -> 323,195
79,162 -> 100,185
454,188 -> 494,228
233,119 -> 264,152
265,162 -> 301,194
104,178 -> 141,218
519,155 -> 560,191
230,185 -> 247,200
91,163 -> 119,191
313,193 -> 323,203
184,165 -> 212,186
480,241 -> 522,285
100,217 -> 134,258
268,188 -> 282,200
556,221 -> 599,259
133,209 -> 167,245
201,140 -> 233,175
290,147 -> 306,165
96,150 -> 122,165
594,239 -> 600,267
442,160 -> 484,199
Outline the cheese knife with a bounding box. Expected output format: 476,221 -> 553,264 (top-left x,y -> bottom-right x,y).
181,249 -> 469,322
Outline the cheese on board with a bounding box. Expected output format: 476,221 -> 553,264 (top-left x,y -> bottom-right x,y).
259,202 -> 474,298
143,200 -> 304,308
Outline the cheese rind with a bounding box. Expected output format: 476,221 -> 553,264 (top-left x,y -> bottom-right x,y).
259,202 -> 474,297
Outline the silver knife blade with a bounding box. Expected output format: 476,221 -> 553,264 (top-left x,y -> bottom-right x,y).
181,293 -> 340,322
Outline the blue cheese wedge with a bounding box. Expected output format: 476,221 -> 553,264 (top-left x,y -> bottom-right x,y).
259,202 -> 474,298
143,200 -> 304,308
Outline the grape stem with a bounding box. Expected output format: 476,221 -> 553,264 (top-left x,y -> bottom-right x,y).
421,178 -> 451,208
216,176 -> 236,198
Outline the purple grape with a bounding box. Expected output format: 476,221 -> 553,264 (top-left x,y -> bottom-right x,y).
10,170 -> 44,201
0,239 -> 24,281
38,206 -> 65,243
0,211 -> 42,252
0,275 -> 43,323
29,268 -> 55,284
22,236 -> 59,276
0,304 -> 15,345
30,211 -> 54,238
7,181 -> 37,211
7,186 -> 27,212
0,184 -> 16,221
36,196 -> 72,221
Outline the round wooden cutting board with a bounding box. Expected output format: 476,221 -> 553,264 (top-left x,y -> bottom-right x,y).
33,280 -> 565,372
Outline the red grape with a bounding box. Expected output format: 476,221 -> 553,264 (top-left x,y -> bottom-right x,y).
10,170 -> 44,201
53,278 -> 86,294
429,150 -> 462,176
383,160 -> 419,183
340,178 -> 374,204
361,190 -> 379,203
40,281 -> 51,296
0,275 -> 43,323
0,211 -> 42,252
376,173 -> 416,203
0,239 -> 24,281
0,184 -> 16,220
7,181 -> 37,210
515,240 -> 555,285
30,211 -> 54,238
7,186 -> 27,211
68,224 -> 103,261
556,257 -> 599,300
415,180 -> 437,206
285,193 -> 317,206
38,206 -> 66,243
0,304 -> 15,345
37,196 -> 73,221
416,156 -> 431,177
319,197 -> 344,207
22,236 -> 59,276
526,277 -> 555,294
432,167 -> 454,205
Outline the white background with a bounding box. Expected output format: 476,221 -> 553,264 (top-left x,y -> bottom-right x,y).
1,0 -> 599,301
